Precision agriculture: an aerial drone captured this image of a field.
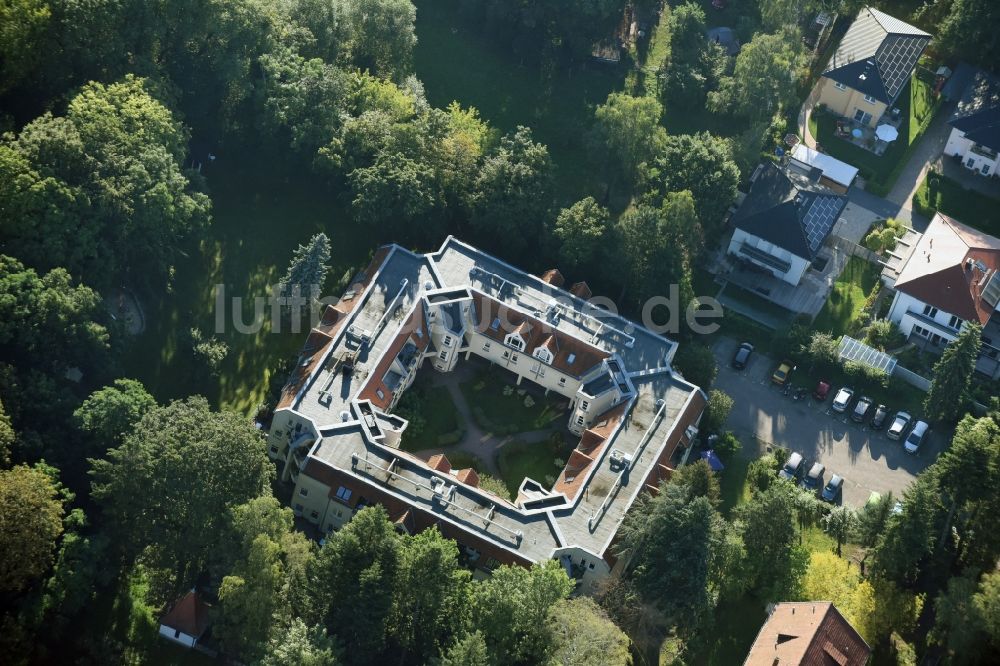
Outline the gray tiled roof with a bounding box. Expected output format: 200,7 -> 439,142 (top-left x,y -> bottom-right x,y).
732,164 -> 847,260
824,7 -> 930,105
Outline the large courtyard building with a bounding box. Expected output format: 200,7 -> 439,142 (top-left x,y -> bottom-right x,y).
267,237 -> 706,591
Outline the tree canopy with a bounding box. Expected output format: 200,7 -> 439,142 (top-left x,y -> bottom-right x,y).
0,464 -> 66,593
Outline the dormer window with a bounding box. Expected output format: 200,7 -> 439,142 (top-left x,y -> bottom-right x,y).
567,353 -> 576,365
834,81 -> 847,91
443,335 -> 453,347
533,347 -> 553,364
504,333 -> 525,351
580,400 -> 590,412
490,317 -> 501,331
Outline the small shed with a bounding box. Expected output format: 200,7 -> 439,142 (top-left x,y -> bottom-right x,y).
789,144 -> 859,193
158,590 -> 211,648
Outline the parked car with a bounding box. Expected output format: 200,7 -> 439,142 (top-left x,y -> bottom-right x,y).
851,396 -> 873,422
771,360 -> 795,386
822,474 -> 844,503
870,404 -> 889,429
779,452 -> 804,481
813,380 -> 831,401
802,462 -> 825,493
832,387 -> 854,413
904,420 -> 929,454
731,342 -> 754,370
887,411 -> 912,440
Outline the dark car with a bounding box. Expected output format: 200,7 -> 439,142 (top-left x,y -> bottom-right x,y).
870,404 -> 889,429
851,395 -> 873,423
813,380 -> 831,401
887,411 -> 912,440
822,474 -> 844,503
778,452 -> 804,481
802,462 -> 825,493
731,342 -> 754,370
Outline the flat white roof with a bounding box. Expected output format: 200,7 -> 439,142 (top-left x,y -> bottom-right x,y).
790,144 -> 859,188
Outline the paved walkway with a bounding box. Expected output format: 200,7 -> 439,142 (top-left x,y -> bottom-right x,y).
885,100 -> 957,216
412,364 -> 562,477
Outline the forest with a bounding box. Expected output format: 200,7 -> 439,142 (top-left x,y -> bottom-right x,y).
2,0 -> 1000,664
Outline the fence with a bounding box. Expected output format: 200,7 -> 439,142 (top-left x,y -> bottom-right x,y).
891,364 -> 932,391
826,232 -> 882,263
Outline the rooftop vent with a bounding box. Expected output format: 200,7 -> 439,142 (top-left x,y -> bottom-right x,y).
340,410 -> 350,422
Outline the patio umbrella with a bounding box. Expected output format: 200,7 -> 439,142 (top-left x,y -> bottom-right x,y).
876,124 -> 899,142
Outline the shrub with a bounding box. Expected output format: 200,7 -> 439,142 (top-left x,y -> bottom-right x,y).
673,342 -> 717,389
843,360 -> 889,389
865,319 -> 898,351
715,431 -> 741,454
702,389 -> 734,434
188,327 -> 229,375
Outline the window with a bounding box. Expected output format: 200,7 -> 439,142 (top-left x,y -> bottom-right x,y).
439,350 -> 448,361
983,164 -> 991,176
414,327 -> 423,338
588,562 -> 595,570
299,487 -> 308,497
863,94 -> 876,104
490,317 -> 501,331
502,350 -> 510,360
948,315 -> 962,330
834,81 -> 847,91
376,388 -> 385,400
270,445 -> 279,454
174,629 -> 181,639
923,304 -> 939,318
853,109 -> 873,125
967,157 -> 976,168
559,377 -> 566,387
580,400 -> 590,412
310,510 -> 319,519
294,503 -> 304,512
567,353 -> 576,364
576,415 -> 585,426
482,342 -> 491,352
336,486 -> 352,501
443,335 -> 453,347
510,353 -> 519,364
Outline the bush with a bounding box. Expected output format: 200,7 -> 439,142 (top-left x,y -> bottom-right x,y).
674,342 -> 718,389
478,474 -> 512,500
804,331 -> 839,371
188,327 -> 229,374
864,319 -> 898,351
715,431 -> 741,454
843,360 -> 889,390
746,452 -> 783,493
702,389 -> 734,434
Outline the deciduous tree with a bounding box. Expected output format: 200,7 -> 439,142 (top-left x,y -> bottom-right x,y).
592,93 -> 667,183
552,197 -> 611,272
546,597 -> 632,666
74,379 -> 156,453
708,29 -> 807,122
0,464 -> 65,593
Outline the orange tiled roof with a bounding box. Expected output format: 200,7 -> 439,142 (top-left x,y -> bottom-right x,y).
570,281 -> 593,299
539,269 -> 565,287
160,591 -> 210,638
358,306 -> 429,410
744,602 -> 870,666
456,468 -> 480,487
427,454 -> 451,473
470,291 -> 608,377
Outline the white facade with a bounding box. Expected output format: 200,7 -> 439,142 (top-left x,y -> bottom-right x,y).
945,127 -> 998,177
887,289 -> 967,345
728,228 -> 811,285
158,625 -> 197,648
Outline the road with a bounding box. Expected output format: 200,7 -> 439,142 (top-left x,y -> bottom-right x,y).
711,338 -> 942,508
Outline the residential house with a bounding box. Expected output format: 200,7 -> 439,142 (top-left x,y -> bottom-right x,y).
815,7 -> 930,127
158,590 -> 210,648
945,68 -> 1000,177
727,163 -> 848,286
789,144 -> 859,193
267,237 -> 707,591
885,213 -> 1000,378
744,602 -> 871,666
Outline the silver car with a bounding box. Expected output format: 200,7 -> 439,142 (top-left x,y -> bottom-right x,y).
904,421 -> 929,454
887,411 -> 912,440
832,387 -> 854,413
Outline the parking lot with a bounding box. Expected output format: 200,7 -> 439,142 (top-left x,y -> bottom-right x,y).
711,338 -> 943,508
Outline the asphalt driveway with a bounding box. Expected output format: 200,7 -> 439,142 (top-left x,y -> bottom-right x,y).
710,338 -> 942,508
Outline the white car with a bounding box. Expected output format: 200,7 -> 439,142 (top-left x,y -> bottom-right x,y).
887,411 -> 912,440
832,387 -> 854,413
904,421 -> 929,454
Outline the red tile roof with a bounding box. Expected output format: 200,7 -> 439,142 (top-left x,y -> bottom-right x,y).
358,305 -> 429,410
456,468 -> 480,487
570,281 -> 593,299
427,454 -> 452,473
470,291 -> 608,377
539,269 -> 565,287
744,602 -> 870,666
160,591 -> 210,639
894,213 -> 1000,324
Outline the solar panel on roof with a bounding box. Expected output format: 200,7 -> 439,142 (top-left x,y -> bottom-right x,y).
983,272 -> 1000,308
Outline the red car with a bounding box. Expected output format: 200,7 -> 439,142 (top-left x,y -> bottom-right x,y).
813,381 -> 831,401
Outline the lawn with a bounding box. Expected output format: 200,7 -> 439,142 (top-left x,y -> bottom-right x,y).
413,0 -> 625,203
397,379 -> 464,452
811,71 -> 940,195
718,452 -> 752,516
914,170 -> 1000,237
459,369 -> 565,435
687,594 -> 767,665
121,145 -> 375,416
496,435 -> 575,498
812,257 -> 881,338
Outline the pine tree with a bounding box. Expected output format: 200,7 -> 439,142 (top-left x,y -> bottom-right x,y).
278,233 -> 332,320
924,322 -> 982,422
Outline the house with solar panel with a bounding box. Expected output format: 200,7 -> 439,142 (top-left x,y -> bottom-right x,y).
945,68 -> 1000,178
815,7 -> 930,128
726,163 -> 848,287
884,213 -> 1000,379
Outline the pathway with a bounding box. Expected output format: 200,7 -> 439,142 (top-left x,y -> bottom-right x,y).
412,366 -> 561,477
885,100 -> 956,220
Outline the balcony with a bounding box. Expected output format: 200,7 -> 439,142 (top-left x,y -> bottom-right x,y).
737,242 -> 791,274
971,143 -> 998,160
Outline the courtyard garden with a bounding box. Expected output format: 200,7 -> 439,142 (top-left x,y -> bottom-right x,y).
394,377 -> 465,452
459,367 -> 566,435
496,434 -> 576,499
914,169 -> 1000,237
